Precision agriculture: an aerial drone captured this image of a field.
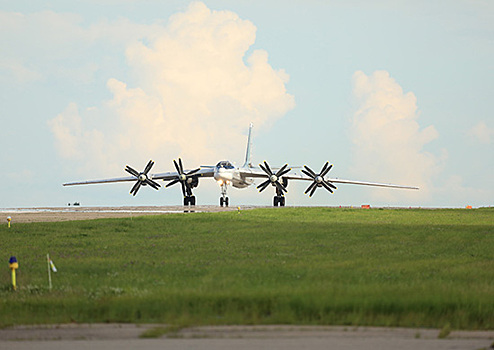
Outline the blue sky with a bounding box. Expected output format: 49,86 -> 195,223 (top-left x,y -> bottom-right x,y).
0,0 -> 492,208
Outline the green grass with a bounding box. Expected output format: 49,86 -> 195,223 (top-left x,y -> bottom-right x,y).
0,207 -> 493,329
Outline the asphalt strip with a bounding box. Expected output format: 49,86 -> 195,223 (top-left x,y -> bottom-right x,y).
0,324 -> 493,350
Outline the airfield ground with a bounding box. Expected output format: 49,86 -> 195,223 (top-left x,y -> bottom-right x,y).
1,206 -> 493,349
0,205 -> 244,223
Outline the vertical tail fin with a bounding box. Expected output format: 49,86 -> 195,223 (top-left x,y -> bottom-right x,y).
242,123 -> 253,168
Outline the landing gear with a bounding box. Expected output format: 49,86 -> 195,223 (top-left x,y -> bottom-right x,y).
273,195 -> 285,207
219,182 -> 229,207
273,185 -> 286,207
184,195 -> 196,206
220,197 -> 229,207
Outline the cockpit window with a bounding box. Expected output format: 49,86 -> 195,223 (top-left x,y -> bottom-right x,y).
216,161 -> 234,169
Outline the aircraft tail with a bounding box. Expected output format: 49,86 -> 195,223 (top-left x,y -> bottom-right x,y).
242,123 -> 254,168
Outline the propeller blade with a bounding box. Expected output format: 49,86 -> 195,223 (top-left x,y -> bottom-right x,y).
275,164 -> 288,177
309,183 -> 318,197
320,162 -> 333,177
126,161 -> 160,195
257,180 -> 271,192
166,179 -> 180,188
257,179 -> 270,189
186,168 -> 201,176
125,166 -> 139,178
146,178 -> 161,190
130,181 -> 141,196
318,161 -> 329,175
303,163 -> 338,197
263,161 -> 273,176
173,159 -> 181,174
277,169 -> 291,179
321,181 -> 334,194
180,181 -> 186,197
259,163 -> 271,176
303,165 -> 317,178
304,181 -> 317,195
143,160 -> 154,175
274,181 -> 287,194
301,169 -> 315,179
276,165 -> 291,178
178,158 -> 184,174
327,181 -> 337,190
169,159 -> 198,197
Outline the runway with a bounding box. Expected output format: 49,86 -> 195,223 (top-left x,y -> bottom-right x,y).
0,206 -> 254,223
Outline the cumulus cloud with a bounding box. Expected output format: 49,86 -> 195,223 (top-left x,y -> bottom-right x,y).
350,70 -> 440,202
467,121 -> 493,144
48,2 -> 295,175
47,103 -> 116,175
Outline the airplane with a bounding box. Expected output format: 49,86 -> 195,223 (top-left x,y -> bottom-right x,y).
63,123 -> 418,206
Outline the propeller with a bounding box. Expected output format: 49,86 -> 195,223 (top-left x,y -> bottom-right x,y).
301,162 -> 337,197
125,160 -> 161,196
165,158 -> 201,197
257,161 -> 291,193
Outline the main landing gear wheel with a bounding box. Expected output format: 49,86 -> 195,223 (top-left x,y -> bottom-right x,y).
274,196 -> 285,207
220,197 -> 229,207
184,196 -> 196,206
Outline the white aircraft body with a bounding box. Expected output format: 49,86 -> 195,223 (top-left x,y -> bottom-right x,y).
63,124 -> 418,206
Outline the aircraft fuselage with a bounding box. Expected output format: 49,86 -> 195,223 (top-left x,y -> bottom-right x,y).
213,161 -> 253,189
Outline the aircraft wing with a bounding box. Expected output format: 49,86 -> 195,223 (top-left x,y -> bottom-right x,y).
63,167 -> 215,187
284,170 -> 418,189
321,178 -> 418,190
239,166 -> 418,190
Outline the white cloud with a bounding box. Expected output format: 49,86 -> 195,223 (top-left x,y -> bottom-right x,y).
47,103 -> 116,175
0,10 -> 163,85
467,121 -> 493,144
48,2 -> 295,176
350,70 -> 441,203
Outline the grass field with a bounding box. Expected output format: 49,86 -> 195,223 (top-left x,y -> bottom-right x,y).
1,207 -> 493,329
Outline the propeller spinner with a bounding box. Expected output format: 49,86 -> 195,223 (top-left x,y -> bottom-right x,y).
301,162 -> 337,197
125,160 -> 161,196
165,158 -> 201,197
257,161 -> 291,193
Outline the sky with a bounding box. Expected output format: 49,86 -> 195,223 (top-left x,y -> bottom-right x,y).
0,0 -> 492,208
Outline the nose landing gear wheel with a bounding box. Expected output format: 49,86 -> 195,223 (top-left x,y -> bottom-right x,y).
220,197 -> 229,207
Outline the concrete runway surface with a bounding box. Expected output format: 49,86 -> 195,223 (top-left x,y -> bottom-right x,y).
0,324 -> 493,350
0,205 -> 250,223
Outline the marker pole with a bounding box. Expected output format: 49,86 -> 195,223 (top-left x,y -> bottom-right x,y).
47,254 -> 52,290
9,256 -> 18,291
11,269 -> 16,290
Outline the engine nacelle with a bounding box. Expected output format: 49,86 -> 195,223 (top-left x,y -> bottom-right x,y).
189,176 -> 199,189
282,177 -> 288,188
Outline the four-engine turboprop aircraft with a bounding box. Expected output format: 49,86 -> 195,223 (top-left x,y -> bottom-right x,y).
63,123 -> 418,206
